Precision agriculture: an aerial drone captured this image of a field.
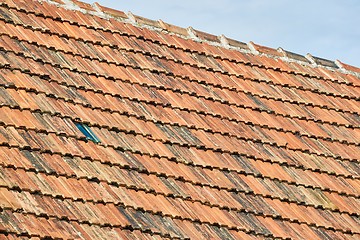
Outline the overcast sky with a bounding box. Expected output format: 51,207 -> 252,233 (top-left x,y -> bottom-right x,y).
81,0 -> 360,67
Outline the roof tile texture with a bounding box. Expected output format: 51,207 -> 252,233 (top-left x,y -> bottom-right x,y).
0,0 -> 359,239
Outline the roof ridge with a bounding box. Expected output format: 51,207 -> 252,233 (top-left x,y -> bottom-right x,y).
39,0 -> 360,79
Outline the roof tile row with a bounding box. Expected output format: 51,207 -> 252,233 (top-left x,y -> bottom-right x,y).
1,83 -> 358,180
1,164 -> 358,239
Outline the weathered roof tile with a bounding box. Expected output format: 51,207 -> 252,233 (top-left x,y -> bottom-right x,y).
336,59 -> 360,74
278,48 -> 311,63
131,13 -> 162,29
249,41 -> 283,57
222,35 -> 249,50
93,2 -> 128,19
306,53 -> 339,68
158,19 -> 189,36
72,0 -> 94,12
190,27 -> 221,43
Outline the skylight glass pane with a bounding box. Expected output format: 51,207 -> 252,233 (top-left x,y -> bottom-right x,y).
75,123 -> 101,143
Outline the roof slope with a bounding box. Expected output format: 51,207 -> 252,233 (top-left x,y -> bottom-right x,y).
0,0 -> 359,239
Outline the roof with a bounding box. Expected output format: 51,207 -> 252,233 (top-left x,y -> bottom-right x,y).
0,0 -> 359,239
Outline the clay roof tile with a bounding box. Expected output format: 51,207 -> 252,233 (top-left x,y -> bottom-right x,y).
94,2 -> 128,19
158,19 -> 189,36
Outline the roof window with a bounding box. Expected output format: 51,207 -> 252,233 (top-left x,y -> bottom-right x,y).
75,123 -> 101,143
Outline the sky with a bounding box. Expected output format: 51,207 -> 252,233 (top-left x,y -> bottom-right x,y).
80,0 -> 360,67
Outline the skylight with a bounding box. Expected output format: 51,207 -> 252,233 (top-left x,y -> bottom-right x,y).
75,123 -> 101,143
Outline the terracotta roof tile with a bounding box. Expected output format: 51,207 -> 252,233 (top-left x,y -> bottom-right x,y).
131,13 -> 162,29
249,41 -> 283,57
71,0 -> 94,12
93,2 -> 128,20
336,59 -> 360,74
306,53 -> 339,68
48,0 -> 63,4
222,35 -> 250,50
158,19 -> 189,36
278,48 -> 311,63
190,27 -> 221,43
0,0 -> 359,239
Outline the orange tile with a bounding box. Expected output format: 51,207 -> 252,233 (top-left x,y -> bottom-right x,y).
249,41 -> 282,57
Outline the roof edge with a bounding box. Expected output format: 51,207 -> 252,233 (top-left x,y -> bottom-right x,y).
41,0 -> 360,78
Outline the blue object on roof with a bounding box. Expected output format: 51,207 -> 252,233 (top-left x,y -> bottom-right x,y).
75,123 -> 101,143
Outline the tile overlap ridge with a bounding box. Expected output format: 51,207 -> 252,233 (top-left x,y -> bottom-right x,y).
40,0 -> 360,78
